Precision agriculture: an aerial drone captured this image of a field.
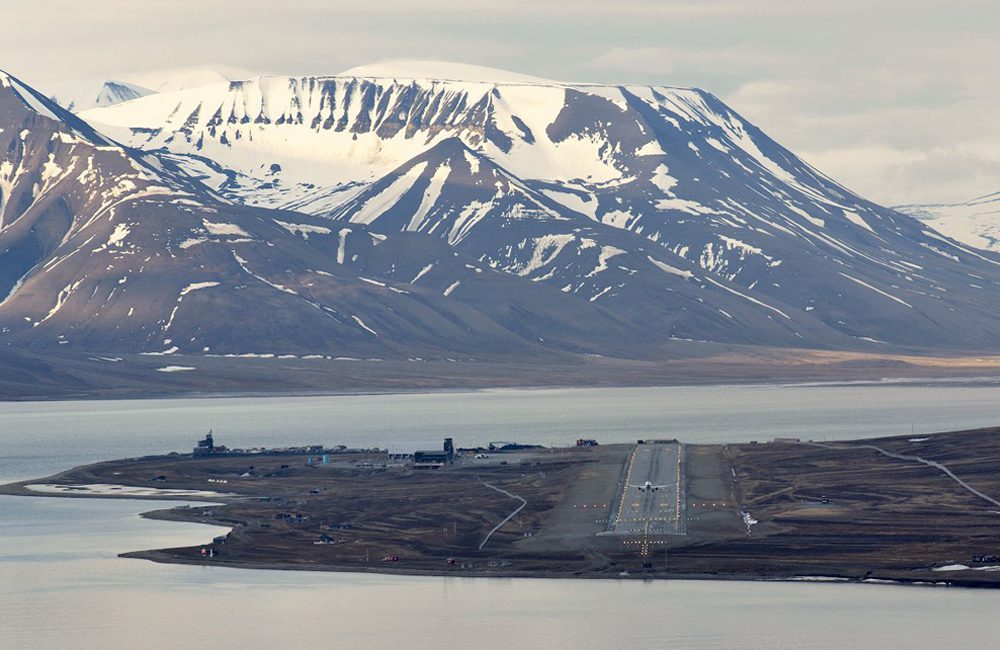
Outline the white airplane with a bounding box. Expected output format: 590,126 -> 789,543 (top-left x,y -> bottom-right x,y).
629,480 -> 669,492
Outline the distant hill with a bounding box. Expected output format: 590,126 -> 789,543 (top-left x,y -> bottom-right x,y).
0,59 -> 998,399
72,61 -> 1000,352
895,191 -> 1000,252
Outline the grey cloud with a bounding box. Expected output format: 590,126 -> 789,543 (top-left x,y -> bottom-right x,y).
2,0 -> 997,205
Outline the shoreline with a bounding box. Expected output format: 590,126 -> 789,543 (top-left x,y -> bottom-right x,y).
3,482 -> 991,590
6,426 -> 1000,589
3,372 -> 1000,405
119,545 -> 995,589
3,344 -> 1000,402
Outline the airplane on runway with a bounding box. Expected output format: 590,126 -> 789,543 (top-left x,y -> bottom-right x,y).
629,480 -> 669,492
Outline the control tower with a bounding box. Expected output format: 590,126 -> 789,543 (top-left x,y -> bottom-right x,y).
194,431 -> 215,456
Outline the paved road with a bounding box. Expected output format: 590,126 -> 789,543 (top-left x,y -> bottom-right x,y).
608,442 -> 685,538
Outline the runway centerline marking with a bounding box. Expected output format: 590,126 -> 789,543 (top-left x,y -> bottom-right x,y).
608,442 -> 685,542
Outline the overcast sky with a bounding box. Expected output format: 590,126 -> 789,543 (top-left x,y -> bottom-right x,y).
3,0 -> 997,206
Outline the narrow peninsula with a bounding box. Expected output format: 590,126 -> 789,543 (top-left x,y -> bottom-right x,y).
5,427 -> 1000,587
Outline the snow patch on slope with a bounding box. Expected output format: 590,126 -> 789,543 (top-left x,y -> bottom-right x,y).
349,162 -> 428,225
204,220 -> 251,237
275,219 -> 332,239
647,256 -> 693,279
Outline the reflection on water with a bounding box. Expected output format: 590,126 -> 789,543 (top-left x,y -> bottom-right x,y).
2,385 -> 1000,648
3,496 -> 1000,649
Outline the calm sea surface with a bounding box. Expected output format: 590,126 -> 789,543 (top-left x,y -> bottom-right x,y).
2,383 -> 1000,648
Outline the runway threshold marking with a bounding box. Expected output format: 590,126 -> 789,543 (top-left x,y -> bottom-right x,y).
614,443 -> 686,549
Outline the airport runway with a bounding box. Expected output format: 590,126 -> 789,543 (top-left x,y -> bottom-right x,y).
608,442 -> 685,539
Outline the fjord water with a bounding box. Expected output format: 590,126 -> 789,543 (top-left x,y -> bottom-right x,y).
3,383 -> 1000,648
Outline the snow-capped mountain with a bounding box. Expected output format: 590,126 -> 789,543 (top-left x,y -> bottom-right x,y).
60,80 -> 155,112
1,69 -> 643,360
49,66 -> 252,113
118,66 -> 246,94
69,61 -> 1000,351
895,191 -> 1000,252
49,79 -> 152,112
